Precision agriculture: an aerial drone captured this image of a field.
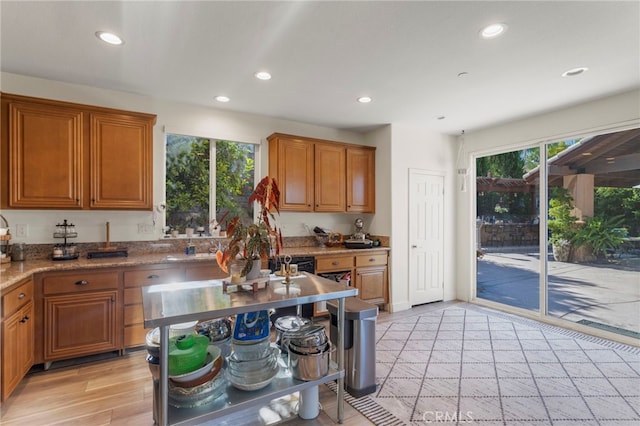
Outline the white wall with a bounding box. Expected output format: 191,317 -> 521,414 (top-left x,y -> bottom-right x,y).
388,124 -> 457,312
0,72 -> 381,243
454,89 -> 640,302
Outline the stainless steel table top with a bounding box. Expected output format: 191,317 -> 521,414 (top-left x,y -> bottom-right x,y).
142,272 -> 358,328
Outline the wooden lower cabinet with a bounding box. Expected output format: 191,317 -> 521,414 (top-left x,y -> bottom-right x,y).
44,291 -> 120,361
1,278 -> 34,401
123,262 -> 225,348
315,250 -> 389,309
123,265 -> 184,348
354,253 -> 388,305
354,266 -> 387,304
41,269 -> 121,362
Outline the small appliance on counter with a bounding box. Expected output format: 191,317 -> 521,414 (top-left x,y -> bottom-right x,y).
52,219 -> 79,260
343,217 -> 374,249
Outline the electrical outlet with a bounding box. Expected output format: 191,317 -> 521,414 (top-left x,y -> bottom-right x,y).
138,224 -> 154,234
15,224 -> 28,238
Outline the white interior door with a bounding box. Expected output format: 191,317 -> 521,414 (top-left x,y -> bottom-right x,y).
409,169 -> 444,305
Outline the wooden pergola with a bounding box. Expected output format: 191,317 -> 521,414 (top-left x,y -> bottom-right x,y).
523,127 -> 640,189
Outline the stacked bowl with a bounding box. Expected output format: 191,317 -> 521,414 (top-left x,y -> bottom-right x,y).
227,337 -> 280,391
145,327 -> 227,408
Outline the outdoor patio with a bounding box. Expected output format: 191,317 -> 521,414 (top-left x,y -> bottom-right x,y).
477,247 -> 640,339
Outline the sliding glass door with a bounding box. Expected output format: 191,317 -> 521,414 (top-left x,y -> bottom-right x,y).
474,128 -> 640,340
475,147 -> 540,311
545,131 -> 640,339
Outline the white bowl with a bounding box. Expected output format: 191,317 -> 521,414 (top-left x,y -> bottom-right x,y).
259,269 -> 272,277
170,321 -> 198,337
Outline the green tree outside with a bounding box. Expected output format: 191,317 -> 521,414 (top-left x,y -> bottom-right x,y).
166,135 -> 254,232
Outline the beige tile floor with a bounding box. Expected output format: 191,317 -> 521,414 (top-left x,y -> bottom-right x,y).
368,303 -> 640,425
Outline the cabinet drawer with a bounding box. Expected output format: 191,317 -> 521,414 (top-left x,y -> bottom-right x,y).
124,304 -> 143,326
124,324 -> 151,348
355,253 -> 387,267
123,266 -> 183,288
43,271 -> 119,295
124,287 -> 143,305
185,263 -> 227,281
2,279 -> 33,317
316,256 -> 354,272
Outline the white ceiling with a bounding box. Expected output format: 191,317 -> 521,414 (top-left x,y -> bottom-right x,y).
1,1 -> 639,135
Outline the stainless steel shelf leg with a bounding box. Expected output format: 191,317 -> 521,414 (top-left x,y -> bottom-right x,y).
159,325 -> 169,426
337,297 -> 345,423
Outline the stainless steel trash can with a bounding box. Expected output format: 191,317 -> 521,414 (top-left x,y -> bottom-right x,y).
327,297 -> 378,398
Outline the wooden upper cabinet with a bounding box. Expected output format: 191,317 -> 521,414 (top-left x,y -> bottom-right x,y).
268,133 -> 375,213
90,112 -> 153,209
268,134 -> 314,211
1,93 -> 156,210
8,101 -> 84,208
315,143 -> 345,212
346,146 -> 376,213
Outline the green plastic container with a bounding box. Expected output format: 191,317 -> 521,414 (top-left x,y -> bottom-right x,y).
168,334 -> 209,376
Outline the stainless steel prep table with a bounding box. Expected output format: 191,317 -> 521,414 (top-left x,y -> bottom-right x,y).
141,272 -> 358,426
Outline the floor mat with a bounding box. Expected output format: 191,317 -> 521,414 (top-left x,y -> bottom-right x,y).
577,319 -> 640,340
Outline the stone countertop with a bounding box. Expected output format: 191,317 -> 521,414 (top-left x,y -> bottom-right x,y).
0,246 -> 389,292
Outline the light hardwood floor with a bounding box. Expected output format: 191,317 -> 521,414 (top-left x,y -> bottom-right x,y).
0,302 -> 453,425
0,350 -> 369,426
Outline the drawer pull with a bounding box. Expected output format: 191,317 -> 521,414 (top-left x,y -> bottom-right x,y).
369,258 -> 375,262
147,274 -> 160,279
75,280 -> 89,286
331,261 -> 339,266
18,292 -> 26,299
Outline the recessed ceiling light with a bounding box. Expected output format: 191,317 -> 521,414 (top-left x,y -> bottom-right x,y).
255,71 -> 272,80
357,96 -> 372,103
562,67 -> 589,77
582,152 -> 592,156
95,31 -> 123,45
480,23 -> 507,39
215,95 -> 230,103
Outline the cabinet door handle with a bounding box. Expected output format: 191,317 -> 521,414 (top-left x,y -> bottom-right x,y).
20,315 -> 29,323
75,280 -> 89,286
18,292 -> 26,299
147,274 -> 160,279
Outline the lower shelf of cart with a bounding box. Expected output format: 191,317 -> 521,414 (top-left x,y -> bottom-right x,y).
168,365 -> 343,425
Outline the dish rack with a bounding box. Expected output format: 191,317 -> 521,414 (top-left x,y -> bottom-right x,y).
0,214 -> 10,264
